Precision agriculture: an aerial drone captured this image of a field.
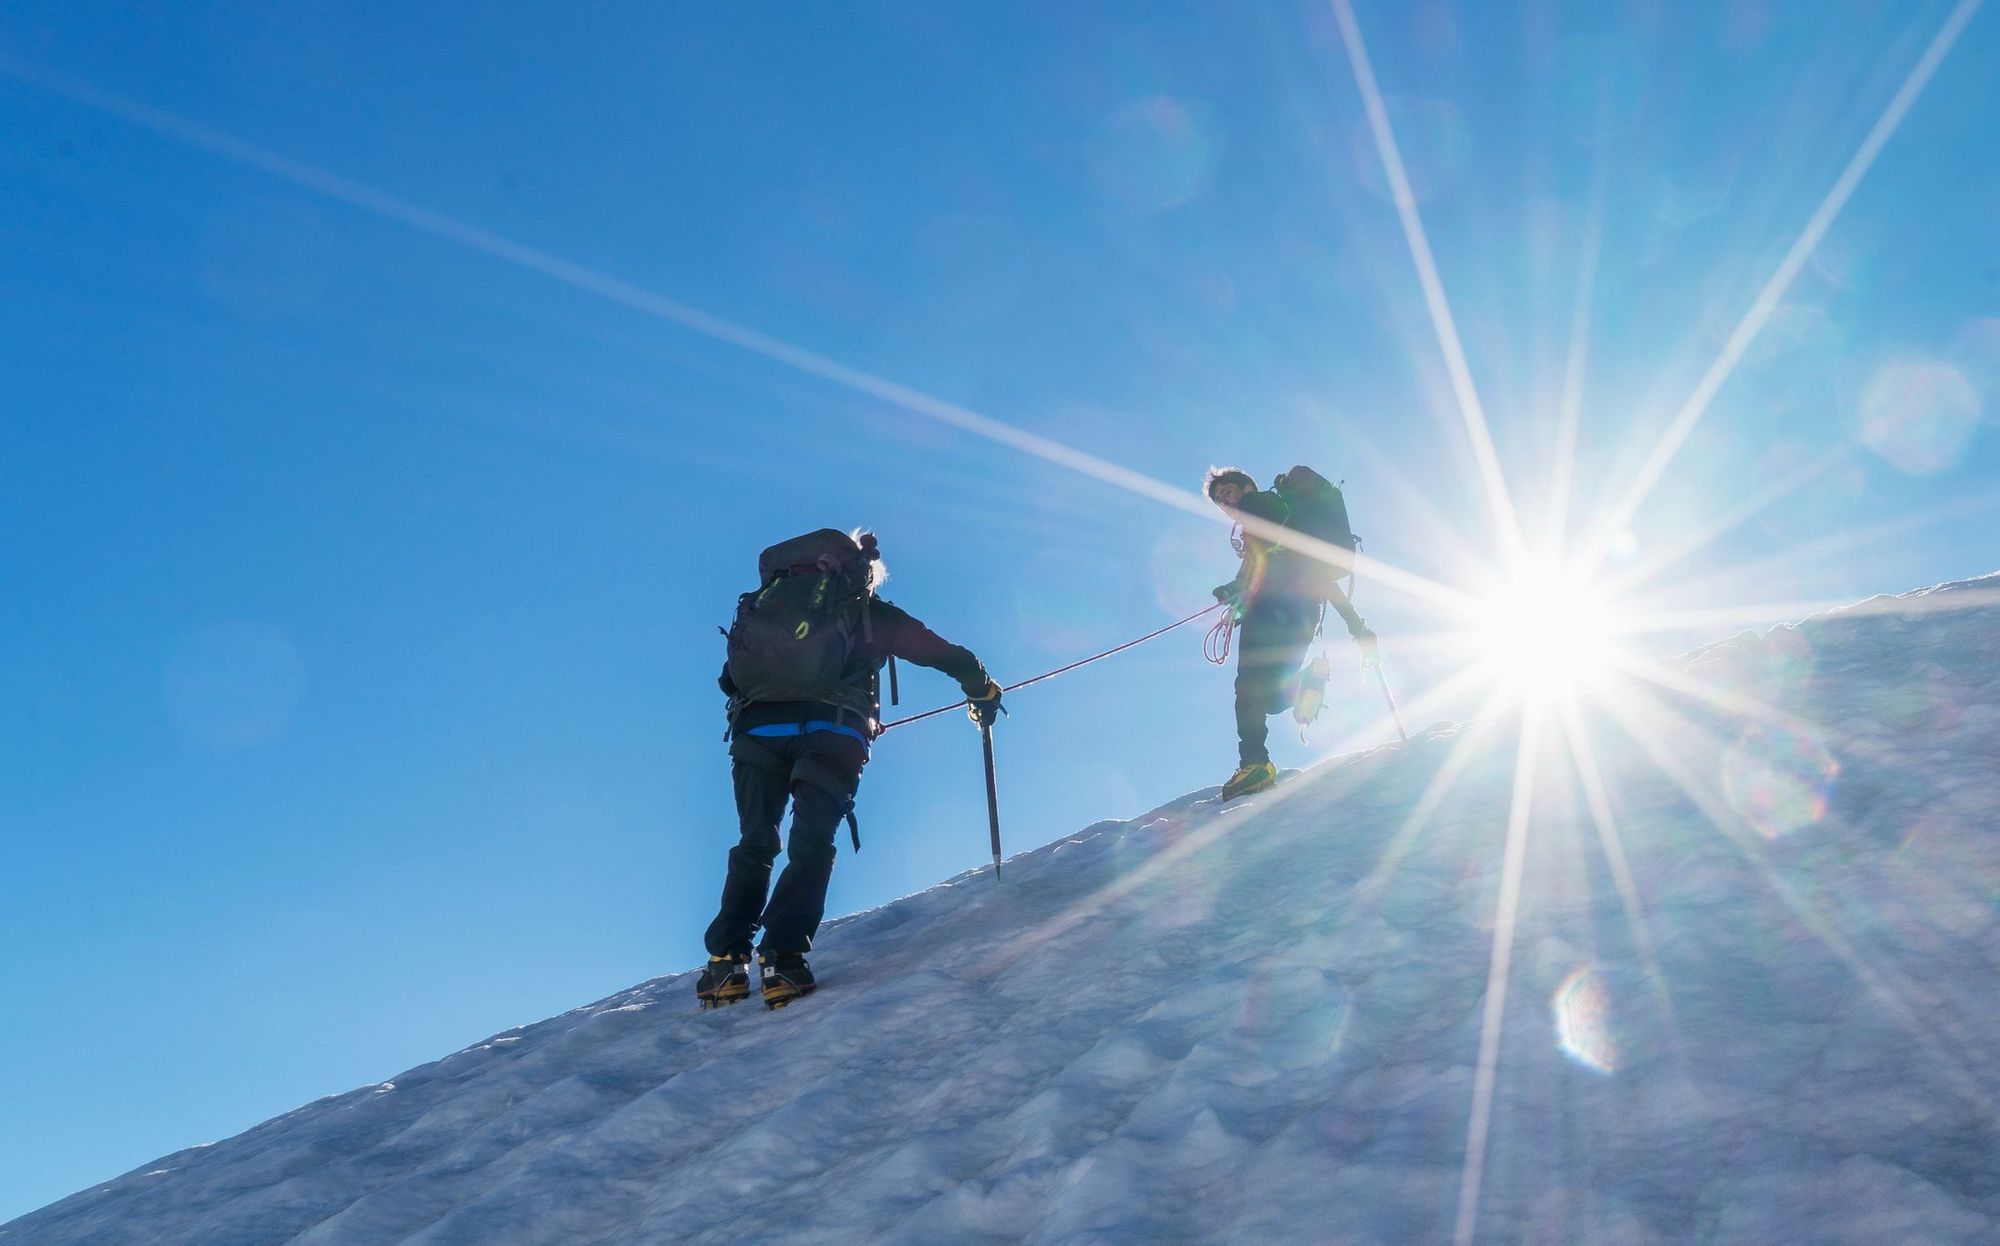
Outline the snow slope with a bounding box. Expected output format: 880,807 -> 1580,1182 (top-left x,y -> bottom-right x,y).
9,576 -> 2000,1245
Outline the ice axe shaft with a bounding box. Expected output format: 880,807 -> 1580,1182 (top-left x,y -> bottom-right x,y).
979,721 -> 1004,879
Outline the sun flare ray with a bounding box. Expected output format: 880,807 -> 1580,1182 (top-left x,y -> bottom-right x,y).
1580,0 -> 1987,576
1556,701 -> 1681,1040
1452,706 -> 1545,1246
1593,686 -> 1995,1108
1623,660 -> 1916,775
1608,583 -> 2000,647
1339,687 -> 1518,925
1329,0 -> 1526,564
1598,449 -> 1846,602
1546,158 -> 1608,555
0,54 -> 1485,622
1622,494 -> 2000,619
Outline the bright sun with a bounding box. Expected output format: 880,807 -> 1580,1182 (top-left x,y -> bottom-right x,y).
1472,561 -> 1626,703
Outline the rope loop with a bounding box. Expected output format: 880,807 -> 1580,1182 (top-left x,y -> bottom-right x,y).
1202,611 -> 1235,666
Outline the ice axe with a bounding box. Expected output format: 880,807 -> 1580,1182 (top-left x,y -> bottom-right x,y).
967,693 -> 1008,880
979,719 -> 1004,880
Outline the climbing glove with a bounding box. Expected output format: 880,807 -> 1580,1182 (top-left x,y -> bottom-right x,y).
1355,629 -> 1381,670
966,679 -> 1005,727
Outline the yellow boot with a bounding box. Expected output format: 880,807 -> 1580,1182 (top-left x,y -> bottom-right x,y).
695,953 -> 751,1009
1220,761 -> 1276,802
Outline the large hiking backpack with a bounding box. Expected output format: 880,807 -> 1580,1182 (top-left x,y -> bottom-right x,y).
1271,465 -> 1359,595
724,529 -> 877,717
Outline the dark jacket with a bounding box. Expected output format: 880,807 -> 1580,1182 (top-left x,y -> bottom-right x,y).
1218,489 -> 1295,603
720,596 -> 990,737
1219,487 -> 1370,639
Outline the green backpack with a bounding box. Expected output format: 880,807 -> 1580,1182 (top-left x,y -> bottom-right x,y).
724,529 -> 876,717
1271,465 -> 1359,595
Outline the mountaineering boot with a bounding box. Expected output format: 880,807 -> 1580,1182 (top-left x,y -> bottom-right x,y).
695,952 -> 751,1009
759,950 -> 816,1009
1221,761 -> 1277,802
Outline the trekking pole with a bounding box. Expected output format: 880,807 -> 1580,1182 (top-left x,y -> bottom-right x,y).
1371,662 -> 1409,744
1343,551 -> 1403,742
979,719 -> 1004,880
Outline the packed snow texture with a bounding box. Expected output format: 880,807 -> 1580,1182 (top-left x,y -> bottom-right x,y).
8,576 -> 2000,1245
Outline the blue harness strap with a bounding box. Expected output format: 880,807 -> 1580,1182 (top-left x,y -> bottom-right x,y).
742,720 -> 871,746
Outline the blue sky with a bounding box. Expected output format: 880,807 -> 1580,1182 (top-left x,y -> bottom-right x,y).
3,0 -> 1996,1221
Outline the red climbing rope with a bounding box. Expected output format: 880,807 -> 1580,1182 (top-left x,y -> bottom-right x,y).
1202,610 -> 1235,666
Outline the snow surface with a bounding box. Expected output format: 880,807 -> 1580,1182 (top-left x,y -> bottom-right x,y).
9,576 -> 2000,1245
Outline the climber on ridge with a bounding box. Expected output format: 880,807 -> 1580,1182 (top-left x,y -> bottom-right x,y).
1205,466 -> 1377,801
699,528 -> 1002,1009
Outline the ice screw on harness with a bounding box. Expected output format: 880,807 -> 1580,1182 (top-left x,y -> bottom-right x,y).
1293,652 -> 1331,741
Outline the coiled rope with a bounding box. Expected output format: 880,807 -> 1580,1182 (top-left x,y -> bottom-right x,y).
1202,610 -> 1235,666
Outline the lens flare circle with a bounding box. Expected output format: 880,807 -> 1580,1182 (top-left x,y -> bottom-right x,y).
1553,966 -> 1618,1074
1088,96 -> 1216,213
1722,724 -> 1840,839
1858,356 -> 1981,475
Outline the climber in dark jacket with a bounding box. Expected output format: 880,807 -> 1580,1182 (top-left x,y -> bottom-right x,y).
699,528 -> 999,1009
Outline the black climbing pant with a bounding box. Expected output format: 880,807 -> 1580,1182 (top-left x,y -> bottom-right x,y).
705,730 -> 868,957
1234,596 -> 1322,766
